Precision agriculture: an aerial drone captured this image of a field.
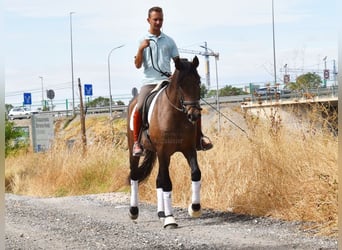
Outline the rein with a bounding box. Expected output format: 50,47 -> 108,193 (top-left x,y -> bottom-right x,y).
148,39 -> 171,78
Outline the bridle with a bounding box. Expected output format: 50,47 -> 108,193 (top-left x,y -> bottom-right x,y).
164,75 -> 202,116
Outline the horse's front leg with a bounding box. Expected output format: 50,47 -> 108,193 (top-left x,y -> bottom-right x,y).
156,153 -> 178,229
185,150 -> 202,218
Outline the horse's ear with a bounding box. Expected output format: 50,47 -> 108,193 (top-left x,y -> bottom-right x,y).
192,56 -> 199,68
174,57 -> 181,70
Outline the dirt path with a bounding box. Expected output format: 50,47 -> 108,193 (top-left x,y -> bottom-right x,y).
5,193 -> 337,250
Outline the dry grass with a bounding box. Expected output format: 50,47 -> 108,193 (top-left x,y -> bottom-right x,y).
5,117 -> 130,197
5,105 -> 337,237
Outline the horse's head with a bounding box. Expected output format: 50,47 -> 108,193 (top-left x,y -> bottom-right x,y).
173,56 -> 202,123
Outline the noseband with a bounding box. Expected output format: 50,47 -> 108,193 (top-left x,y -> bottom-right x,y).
165,85 -> 202,115
182,99 -> 202,113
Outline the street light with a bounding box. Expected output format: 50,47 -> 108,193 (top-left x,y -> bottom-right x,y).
272,0 -> 277,85
39,76 -> 44,110
199,44 -> 220,132
108,44 -> 125,118
69,12 -> 75,115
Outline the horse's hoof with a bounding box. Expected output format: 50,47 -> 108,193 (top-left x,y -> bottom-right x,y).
163,216 -> 178,229
129,206 -> 139,220
158,211 -> 166,221
188,203 -> 202,218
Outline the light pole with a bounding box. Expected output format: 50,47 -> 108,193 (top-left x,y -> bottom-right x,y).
69,12 -> 75,115
200,45 -> 220,132
107,44 -> 125,118
272,0 -> 277,85
39,76 -> 44,110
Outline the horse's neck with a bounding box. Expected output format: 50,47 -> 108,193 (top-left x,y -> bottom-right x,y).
167,72 -> 180,101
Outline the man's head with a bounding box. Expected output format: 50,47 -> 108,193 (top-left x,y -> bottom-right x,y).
147,6 -> 164,35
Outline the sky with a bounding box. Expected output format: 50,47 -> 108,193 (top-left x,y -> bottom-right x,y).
4,0 -> 338,110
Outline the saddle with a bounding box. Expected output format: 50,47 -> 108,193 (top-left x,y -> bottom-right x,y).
141,81 -> 169,130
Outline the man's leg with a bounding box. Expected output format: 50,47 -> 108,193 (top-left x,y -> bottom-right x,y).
132,109 -> 143,156
132,84 -> 157,156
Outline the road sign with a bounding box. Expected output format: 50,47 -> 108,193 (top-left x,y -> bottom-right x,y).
324,69 -> 330,80
84,84 -> 93,96
47,89 -> 55,99
284,74 -> 290,84
23,93 -> 32,105
31,114 -> 54,152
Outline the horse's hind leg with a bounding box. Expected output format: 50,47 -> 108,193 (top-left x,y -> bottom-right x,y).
129,156 -> 140,220
129,179 -> 139,220
156,154 -> 178,229
185,151 -> 202,218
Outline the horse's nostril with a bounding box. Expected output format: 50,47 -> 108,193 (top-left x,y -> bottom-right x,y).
188,113 -> 199,122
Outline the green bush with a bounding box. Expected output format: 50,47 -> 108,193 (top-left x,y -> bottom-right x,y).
5,120 -> 29,157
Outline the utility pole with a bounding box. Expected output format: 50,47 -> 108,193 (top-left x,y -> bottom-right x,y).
323,56 -> 327,88
70,12 -> 76,115
78,78 -> 87,153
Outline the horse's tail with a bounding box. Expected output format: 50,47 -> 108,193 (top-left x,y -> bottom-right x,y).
129,149 -> 157,184
138,149 -> 157,183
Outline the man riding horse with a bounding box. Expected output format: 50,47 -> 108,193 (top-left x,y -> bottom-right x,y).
133,6 -> 213,156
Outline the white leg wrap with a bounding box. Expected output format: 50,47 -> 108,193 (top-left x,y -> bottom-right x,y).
130,180 -> 139,207
157,188 -> 164,213
163,191 -> 173,216
192,181 -> 201,204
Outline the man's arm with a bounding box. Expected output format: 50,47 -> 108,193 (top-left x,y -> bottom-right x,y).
134,39 -> 150,69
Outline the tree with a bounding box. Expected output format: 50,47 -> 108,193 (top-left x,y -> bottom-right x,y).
5,104 -> 13,114
200,84 -> 208,98
295,72 -> 322,90
5,120 -> 28,157
220,85 -> 246,96
86,96 -> 110,107
206,85 -> 246,97
286,81 -> 299,91
116,100 -> 125,106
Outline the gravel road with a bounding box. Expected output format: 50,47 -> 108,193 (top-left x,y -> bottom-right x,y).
5,193 -> 337,250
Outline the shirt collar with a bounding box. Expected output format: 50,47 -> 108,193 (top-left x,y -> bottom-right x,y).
147,31 -> 165,39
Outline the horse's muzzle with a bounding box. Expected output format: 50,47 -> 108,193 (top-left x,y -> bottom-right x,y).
186,107 -> 201,123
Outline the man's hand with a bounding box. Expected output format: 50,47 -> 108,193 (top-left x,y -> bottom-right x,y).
139,39 -> 150,50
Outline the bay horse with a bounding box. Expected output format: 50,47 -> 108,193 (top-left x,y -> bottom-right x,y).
127,56 -> 203,228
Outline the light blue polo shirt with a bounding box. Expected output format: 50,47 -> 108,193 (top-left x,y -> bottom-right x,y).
140,32 -> 179,84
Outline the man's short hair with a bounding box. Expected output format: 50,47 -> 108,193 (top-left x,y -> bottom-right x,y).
148,6 -> 163,17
